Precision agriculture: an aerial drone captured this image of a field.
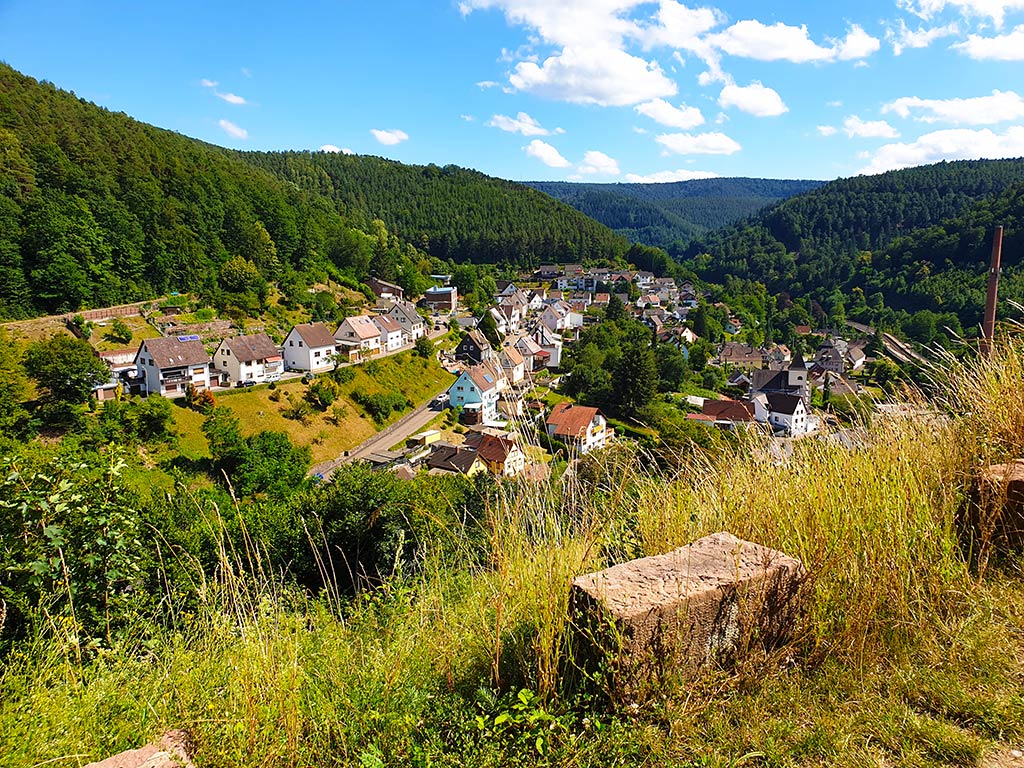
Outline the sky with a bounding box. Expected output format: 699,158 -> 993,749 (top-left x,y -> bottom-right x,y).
1,0 -> 1023,183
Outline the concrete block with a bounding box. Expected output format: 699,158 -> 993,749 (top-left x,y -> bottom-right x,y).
968,461 -> 1024,557
570,531 -> 806,697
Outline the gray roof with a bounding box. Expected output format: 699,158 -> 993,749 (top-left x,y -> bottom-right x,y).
291,322 -> 337,348
221,333 -> 280,362
140,337 -> 209,369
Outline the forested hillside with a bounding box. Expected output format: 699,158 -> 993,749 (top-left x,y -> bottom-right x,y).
238,151 -> 629,265
525,178 -> 823,248
679,159 -> 1024,327
0,63 -> 626,319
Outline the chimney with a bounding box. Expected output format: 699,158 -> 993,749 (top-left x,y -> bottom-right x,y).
981,225 -> 1004,358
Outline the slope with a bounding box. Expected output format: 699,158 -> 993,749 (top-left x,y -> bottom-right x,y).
525,178 -> 824,248
238,151 -> 629,266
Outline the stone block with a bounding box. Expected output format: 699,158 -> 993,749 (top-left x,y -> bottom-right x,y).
967,461 -> 1024,558
84,730 -> 193,768
570,532 -> 806,697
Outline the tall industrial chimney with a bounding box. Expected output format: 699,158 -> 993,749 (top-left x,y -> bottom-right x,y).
981,225 -> 1004,358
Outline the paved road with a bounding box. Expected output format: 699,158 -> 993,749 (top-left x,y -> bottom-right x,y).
311,398 -> 446,480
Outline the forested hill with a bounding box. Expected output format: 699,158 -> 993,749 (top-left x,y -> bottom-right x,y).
524,178 -> 823,249
237,151 -> 629,265
682,159 -> 1024,303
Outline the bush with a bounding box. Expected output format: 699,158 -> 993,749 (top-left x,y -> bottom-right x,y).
332,366 -> 355,385
351,389 -> 408,423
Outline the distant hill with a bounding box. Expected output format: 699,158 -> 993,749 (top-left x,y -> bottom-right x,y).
681,158 -> 1024,329
238,152 -> 629,266
524,178 -> 824,248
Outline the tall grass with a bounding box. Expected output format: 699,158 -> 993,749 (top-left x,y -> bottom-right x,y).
4,337 -> 1024,766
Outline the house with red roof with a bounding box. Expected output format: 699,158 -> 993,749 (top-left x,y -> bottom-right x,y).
545,402 -> 610,454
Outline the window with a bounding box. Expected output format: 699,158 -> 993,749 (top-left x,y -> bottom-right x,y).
289,340 -> 294,347
193,367 -> 205,375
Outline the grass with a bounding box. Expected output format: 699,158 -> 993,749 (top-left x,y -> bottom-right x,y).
89,315 -> 162,351
4,336 -> 1024,766
171,354 -> 454,464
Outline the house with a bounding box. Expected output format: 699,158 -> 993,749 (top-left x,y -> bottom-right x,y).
846,342 -> 868,371
515,336 -> 546,371
387,300 -> 426,343
284,322 -> 337,372
700,398 -> 755,428
367,277 -> 404,301
373,314 -> 404,352
488,306 -> 510,336
752,392 -> 812,436
499,345 -> 526,386
425,445 -> 487,476
749,353 -> 809,407
423,285 -> 458,312
718,342 -> 764,370
95,349 -> 142,400
334,315 -> 382,359
533,325 -> 563,368
213,333 -> 283,385
724,317 -> 743,335
814,338 -> 847,374
456,329 -> 494,364
447,362 -> 505,425
464,432 -> 527,477
536,264 -> 561,279
545,402 -> 610,454
135,336 -> 212,396
592,292 -> 610,306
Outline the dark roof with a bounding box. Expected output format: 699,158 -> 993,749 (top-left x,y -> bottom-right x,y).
426,446 -> 481,474
463,329 -> 491,350
222,333 -> 280,362
750,369 -> 790,392
141,337 -> 209,369
765,392 -> 803,415
292,322 -> 337,348
789,352 -> 807,370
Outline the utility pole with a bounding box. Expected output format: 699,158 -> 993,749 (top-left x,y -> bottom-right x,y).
980,225 -> 1003,358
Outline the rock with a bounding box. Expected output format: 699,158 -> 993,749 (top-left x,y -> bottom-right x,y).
967,461 -> 1024,559
570,532 -> 806,698
84,730 -> 193,768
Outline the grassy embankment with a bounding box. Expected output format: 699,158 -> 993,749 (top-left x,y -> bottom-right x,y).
2,338 -> 1024,767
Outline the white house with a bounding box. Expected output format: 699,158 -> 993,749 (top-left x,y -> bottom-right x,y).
135,336 -> 212,396
284,322 -> 337,373
335,315 -> 382,359
373,314 -> 404,352
534,325 -> 563,368
752,392 -> 812,436
213,333 -> 283,385
447,361 -> 506,425
545,402 -> 610,454
387,300 -> 425,343
498,345 -> 526,386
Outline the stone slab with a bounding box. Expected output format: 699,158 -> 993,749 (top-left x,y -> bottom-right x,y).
84,730 -> 193,768
970,461 -> 1024,555
570,531 -> 806,696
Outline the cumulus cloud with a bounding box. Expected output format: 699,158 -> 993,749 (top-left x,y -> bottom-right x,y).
887,20 -> 960,55
844,116 -> 900,138
883,89 -> 1024,125
859,126 -> 1024,174
718,81 -> 788,117
216,91 -> 247,105
578,150 -> 620,175
524,139 -> 571,167
624,168 -> 720,182
635,98 -> 705,129
898,0 -> 1024,28
487,111 -> 550,135
637,0 -> 723,48
218,119 -> 248,140
319,145 -> 354,154
371,129 -> 409,145
954,25 -> 1024,59
818,125 -> 838,136
509,45 -> 677,106
707,20 -> 878,63
460,0 -> 645,49
656,131 -> 742,155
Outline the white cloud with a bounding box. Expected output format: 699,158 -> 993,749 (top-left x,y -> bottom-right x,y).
371,128 -> 409,145
461,114 -> 475,122
460,0 -> 645,49
637,0 -> 723,48
624,168 -> 720,182
578,150 -> 620,175
656,131 -> 742,155
818,125 -> 838,136
216,91 -> 247,105
553,126 -> 567,134
509,45 -> 677,106
843,116 -> 900,138
883,89 -> 1024,125
954,24 -> 1024,59
319,145 -> 354,154
524,139 -> 571,167
200,78 -> 218,88
898,0 -> 1024,28
859,126 -> 1024,174
487,111 -> 550,135
705,20 -> 880,64
836,24 -> 881,59
633,126 -> 648,134
476,80 -> 501,89
827,100 -> 843,107
887,20 -> 959,55
718,81 -> 788,117
635,98 -> 705,129
218,119 -> 248,140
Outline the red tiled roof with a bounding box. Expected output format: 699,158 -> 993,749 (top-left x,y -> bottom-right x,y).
702,398 -> 755,422
546,401 -> 601,438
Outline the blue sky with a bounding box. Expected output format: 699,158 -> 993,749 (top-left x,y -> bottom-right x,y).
2,0 -> 1023,182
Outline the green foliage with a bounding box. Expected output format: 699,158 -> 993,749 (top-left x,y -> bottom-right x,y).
352,388 -> 411,423
96,395 -> 173,443
23,334 -> 109,405
414,335 -> 434,358
184,384 -> 216,414
306,377 -> 340,410
0,331 -> 30,437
